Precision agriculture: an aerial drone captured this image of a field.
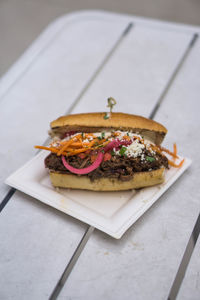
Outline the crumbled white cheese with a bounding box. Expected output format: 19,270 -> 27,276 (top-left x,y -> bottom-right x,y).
126,141 -> 145,158
150,149 -> 156,155
141,153 -> 145,161
113,148 -> 120,156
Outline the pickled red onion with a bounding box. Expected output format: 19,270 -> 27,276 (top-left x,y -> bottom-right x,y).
61,152 -> 103,175
103,139 -> 132,152
104,140 -> 119,152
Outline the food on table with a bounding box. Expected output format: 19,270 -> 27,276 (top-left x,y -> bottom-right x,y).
35,112 -> 184,191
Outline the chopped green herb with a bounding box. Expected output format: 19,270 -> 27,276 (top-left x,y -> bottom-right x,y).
146,156 -> 155,162
127,132 -> 130,136
120,146 -> 127,156
81,133 -> 84,138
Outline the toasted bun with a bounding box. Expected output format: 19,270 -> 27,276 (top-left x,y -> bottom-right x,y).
49,168 -> 165,191
50,112 -> 167,145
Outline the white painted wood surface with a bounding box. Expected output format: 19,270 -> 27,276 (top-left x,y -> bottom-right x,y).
156,36 -> 200,300
0,191 -> 87,300
0,13 -> 129,202
0,11 -> 199,300
74,24 -> 192,117
0,12 -> 128,299
58,28 -> 200,297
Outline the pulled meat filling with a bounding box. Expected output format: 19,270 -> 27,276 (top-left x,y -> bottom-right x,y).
45,151 -> 168,182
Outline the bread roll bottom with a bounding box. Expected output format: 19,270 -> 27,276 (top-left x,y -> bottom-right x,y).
49,168 -> 165,191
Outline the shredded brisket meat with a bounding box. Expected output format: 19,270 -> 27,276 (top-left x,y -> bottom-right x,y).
45,151 -> 168,182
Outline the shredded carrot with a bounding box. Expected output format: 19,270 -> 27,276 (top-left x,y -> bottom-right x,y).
57,139 -> 74,155
62,147 -> 74,152
151,144 -> 184,168
67,148 -> 92,156
87,139 -> 99,147
57,134 -> 82,156
93,140 -> 110,149
35,145 -> 68,156
173,143 -> 177,162
35,145 -> 59,153
114,132 -> 120,136
173,143 -> 177,156
168,159 -> 185,168
60,140 -> 82,147
77,136 -> 84,144
60,140 -> 70,145
158,146 -> 179,159
123,135 -> 131,140
96,138 -> 107,145
151,145 -> 163,156
70,142 -> 85,147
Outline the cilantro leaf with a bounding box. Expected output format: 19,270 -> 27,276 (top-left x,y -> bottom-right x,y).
146,156 -> 155,162
120,146 -> 127,156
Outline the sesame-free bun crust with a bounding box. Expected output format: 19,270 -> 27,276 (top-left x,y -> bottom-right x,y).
49,168 -> 165,191
50,112 -> 167,145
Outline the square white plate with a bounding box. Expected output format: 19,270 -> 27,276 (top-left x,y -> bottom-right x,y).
5,151 -> 191,239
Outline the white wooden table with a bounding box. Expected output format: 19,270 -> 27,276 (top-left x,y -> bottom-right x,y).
0,11 -> 200,300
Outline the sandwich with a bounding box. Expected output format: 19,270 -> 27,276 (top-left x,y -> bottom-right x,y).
35,112 -> 184,191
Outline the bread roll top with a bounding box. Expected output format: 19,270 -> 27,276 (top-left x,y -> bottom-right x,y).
50,112 -> 167,145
